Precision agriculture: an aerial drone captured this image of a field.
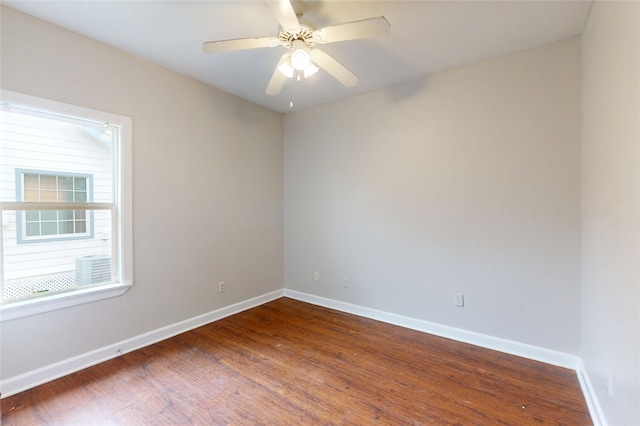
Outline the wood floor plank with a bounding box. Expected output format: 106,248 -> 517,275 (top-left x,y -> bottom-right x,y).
1,297 -> 592,425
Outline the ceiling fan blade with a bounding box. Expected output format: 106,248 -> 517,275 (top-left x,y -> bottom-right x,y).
266,0 -> 299,30
203,36 -> 279,54
314,17 -> 390,44
266,54 -> 290,95
310,49 -> 359,87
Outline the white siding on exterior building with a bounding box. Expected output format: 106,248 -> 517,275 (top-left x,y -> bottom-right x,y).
1,109 -> 113,298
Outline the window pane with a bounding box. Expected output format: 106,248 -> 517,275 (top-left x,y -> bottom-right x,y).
40,190 -> 57,202
75,210 -> 86,220
25,211 -> 40,221
25,222 -> 41,236
59,210 -> 74,220
40,175 -> 57,190
59,176 -> 74,190
41,222 -> 58,236
74,177 -> 86,190
23,174 -> 39,189
41,210 -> 58,221
3,207 -> 113,300
75,220 -> 86,233
74,191 -> 87,202
59,191 -> 74,202
59,221 -> 74,234
24,189 -> 39,202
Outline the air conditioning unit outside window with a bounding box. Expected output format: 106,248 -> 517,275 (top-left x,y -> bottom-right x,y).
75,255 -> 112,285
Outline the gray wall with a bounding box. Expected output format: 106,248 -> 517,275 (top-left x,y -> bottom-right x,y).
0,6 -> 284,379
284,37 -> 582,354
581,1 -> 640,425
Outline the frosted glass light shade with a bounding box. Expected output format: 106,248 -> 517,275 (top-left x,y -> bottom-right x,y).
291,40 -> 310,70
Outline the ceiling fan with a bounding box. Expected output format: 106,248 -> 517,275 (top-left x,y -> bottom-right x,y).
202,0 -> 390,96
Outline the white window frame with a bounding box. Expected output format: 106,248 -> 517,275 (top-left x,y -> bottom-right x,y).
0,90 -> 133,322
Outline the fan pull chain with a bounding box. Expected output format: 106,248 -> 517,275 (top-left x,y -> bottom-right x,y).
289,86 -> 294,110
289,73 -> 297,110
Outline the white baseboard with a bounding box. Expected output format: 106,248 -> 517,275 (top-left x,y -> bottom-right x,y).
283,289 -> 580,369
576,359 -> 607,426
0,289 -> 284,398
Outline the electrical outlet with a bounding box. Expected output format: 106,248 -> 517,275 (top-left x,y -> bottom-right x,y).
455,293 -> 464,307
219,281 -> 226,292
314,271 -> 320,282
344,277 -> 350,288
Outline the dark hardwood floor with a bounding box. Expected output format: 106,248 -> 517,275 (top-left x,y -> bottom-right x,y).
1,297 -> 591,425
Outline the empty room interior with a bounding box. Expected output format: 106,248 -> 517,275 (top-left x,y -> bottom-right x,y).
0,1 -> 638,425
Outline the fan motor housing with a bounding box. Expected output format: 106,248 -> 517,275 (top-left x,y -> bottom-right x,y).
279,26 -> 316,48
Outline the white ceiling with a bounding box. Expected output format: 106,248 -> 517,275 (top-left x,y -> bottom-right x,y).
4,1 -> 592,114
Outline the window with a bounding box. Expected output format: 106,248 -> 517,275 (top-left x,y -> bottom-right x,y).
17,170 -> 94,243
0,90 -> 133,320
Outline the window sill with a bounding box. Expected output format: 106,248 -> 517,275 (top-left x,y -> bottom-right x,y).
0,282 -> 132,322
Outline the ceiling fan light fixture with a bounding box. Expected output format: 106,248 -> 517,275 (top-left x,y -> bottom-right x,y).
204,1 -> 391,99
303,63 -> 319,78
290,40 -> 310,70
277,58 -> 294,78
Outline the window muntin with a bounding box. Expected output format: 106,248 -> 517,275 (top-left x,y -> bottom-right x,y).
17,170 -> 94,242
0,90 -> 133,316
